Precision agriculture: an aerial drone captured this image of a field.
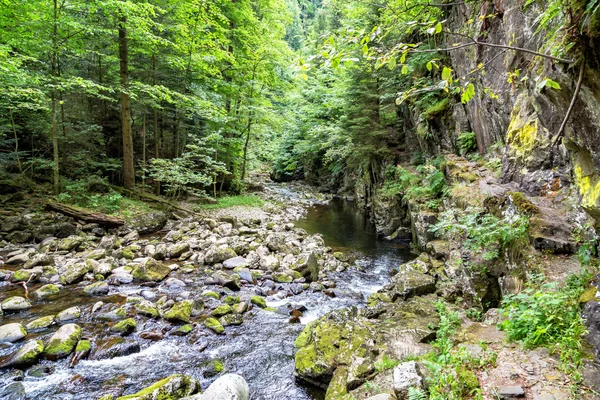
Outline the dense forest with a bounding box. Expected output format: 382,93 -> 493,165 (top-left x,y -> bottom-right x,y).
2,0 -> 600,399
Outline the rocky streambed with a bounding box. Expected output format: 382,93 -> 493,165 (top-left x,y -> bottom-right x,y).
0,183 -> 413,399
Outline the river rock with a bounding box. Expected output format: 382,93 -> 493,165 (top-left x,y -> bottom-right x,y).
223,256 -> 247,269
132,258 -> 170,282
92,337 -> 140,360
204,317 -> 225,334
1,296 -> 32,312
164,300 -> 192,323
220,314 -> 243,326
259,255 -> 279,270
205,245 -> 237,264
0,340 -> 44,368
84,281 -> 110,296
250,296 -> 267,308
393,361 -> 423,399
110,318 -> 136,336
11,267 -> 42,283
211,304 -> 232,317
384,270 -> 436,301
212,271 -> 241,291
291,252 -> 319,282
6,253 -> 29,265
26,316 -> 55,331
0,323 -> 27,343
58,236 -> 83,251
61,262 -> 89,284
69,339 -> 92,368
56,306 -> 81,322
115,374 -> 200,400
131,211 -> 169,234
169,242 -> 190,258
164,277 -> 186,289
44,323 -> 82,360
0,382 -> 25,400
34,284 -> 60,299
294,307 -> 381,391
136,300 -> 160,318
183,374 -> 250,400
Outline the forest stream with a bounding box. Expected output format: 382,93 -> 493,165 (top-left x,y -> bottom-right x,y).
0,185 -> 412,400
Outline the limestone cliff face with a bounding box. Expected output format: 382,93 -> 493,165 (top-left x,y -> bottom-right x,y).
390,0 -> 600,219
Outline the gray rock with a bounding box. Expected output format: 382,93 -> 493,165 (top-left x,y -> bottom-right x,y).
131,212 -> 169,234
6,254 -> 29,265
84,281 -> 110,296
393,361 -> 423,400
56,306 -> 81,322
61,262 -> 89,285
183,374 -> 249,400
0,382 -> 25,400
0,323 -> 27,343
1,296 -> 32,312
122,230 -> 140,244
497,386 -> 525,398
223,256 -> 248,269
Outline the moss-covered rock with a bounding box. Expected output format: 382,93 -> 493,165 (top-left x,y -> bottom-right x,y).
61,262 -> 89,285
11,268 -> 41,283
136,300 -> 160,318
1,339 -> 44,368
34,284 -> 60,299
56,306 -> 81,322
203,291 -> 220,300
1,296 -> 32,312
116,374 -> 200,400
26,316 -> 55,331
211,304 -> 232,317
0,322 -> 27,343
163,300 -> 192,323
294,307 -> 382,391
111,318 -> 137,336
171,324 -> 193,336
84,281 -> 110,296
223,295 -> 240,305
219,313 -> 243,327
250,296 -> 267,309
273,272 -> 293,283
204,317 -> 225,334
44,323 -> 82,360
202,359 -> 225,377
132,258 -> 171,282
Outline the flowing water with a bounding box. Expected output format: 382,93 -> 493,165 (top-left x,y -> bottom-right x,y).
0,196 -> 413,400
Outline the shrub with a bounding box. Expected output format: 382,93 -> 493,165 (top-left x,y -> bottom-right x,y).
457,131 -> 477,155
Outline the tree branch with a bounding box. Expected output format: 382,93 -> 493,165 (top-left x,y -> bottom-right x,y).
552,61 -> 585,148
409,39 -> 574,64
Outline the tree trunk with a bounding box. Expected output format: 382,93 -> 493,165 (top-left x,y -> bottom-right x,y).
51,0 -> 59,193
119,12 -> 135,190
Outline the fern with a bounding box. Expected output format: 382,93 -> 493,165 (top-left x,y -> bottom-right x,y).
408,387 -> 427,400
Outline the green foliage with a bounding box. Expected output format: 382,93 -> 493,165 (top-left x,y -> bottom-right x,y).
374,354 -> 400,372
197,195 -> 264,209
500,271 -> 592,381
382,161 -> 448,206
421,302 -> 497,400
431,207 -> 530,260
457,132 -> 477,155
407,387 -> 427,400
56,176 -> 124,214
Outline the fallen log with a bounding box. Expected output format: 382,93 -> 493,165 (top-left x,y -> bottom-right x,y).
46,202 -> 125,228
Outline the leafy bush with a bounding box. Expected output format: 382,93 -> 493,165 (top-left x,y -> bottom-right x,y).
500,271 -> 591,378
56,176 -> 124,214
197,195 -> 264,210
430,207 -> 529,260
382,161 -> 448,206
457,131 -> 477,155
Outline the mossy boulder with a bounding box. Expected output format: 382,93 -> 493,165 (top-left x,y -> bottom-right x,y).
219,314 -> 243,327
211,304 -> 232,317
294,307 -> 382,391
273,272 -> 293,283
250,296 -> 267,309
383,270 -> 436,301
11,267 -> 42,283
56,306 -> 81,322
223,295 -> 240,305
204,317 -> 225,334
116,374 -> 200,400
84,281 -> 110,296
205,245 -> 237,264
202,359 -> 225,377
61,262 -> 89,285
0,340 -> 44,368
163,300 -> 192,323
111,318 -> 137,336
132,258 -> 171,282
171,324 -> 193,336
26,316 -> 55,331
136,300 -> 160,318
34,284 -> 60,299
58,236 -> 83,251
203,291 -> 220,300
44,323 -> 82,360
1,296 -> 32,312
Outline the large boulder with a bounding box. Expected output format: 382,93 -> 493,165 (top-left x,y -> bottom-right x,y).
383,270 -> 436,301
91,337 -> 140,360
164,300 -> 193,323
294,307 -> 382,392
0,323 -> 27,343
393,361 -> 424,400
291,252 -> 319,282
44,323 -> 81,360
0,340 -> 44,368
115,374 -> 200,400
130,212 -> 169,234
1,296 -> 32,312
183,374 -> 249,400
61,262 -> 89,285
132,258 -> 171,282
205,245 -> 237,264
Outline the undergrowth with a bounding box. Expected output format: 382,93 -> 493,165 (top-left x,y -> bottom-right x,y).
500,270 -> 593,390
197,195 -> 264,210
430,207 -> 529,260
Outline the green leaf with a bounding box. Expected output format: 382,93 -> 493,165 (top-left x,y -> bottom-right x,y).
461,83 -> 476,104
441,67 -> 453,82
401,65 -> 408,75
435,22 -> 442,34
426,62 -> 432,71
388,57 -> 396,70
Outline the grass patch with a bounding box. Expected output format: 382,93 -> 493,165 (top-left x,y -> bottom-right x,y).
198,195 -> 264,209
